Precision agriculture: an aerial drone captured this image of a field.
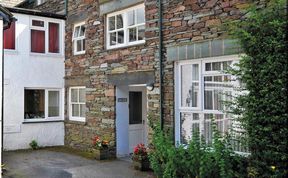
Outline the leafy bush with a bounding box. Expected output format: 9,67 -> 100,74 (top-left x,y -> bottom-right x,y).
29,140 -> 39,150
229,0 -> 288,176
148,122 -> 248,178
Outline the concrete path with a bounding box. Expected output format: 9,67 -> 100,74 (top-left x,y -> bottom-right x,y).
2,149 -> 155,178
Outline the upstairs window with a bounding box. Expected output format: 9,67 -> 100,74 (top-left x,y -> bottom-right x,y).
4,21 -> 16,50
30,19 -> 60,54
106,4 -> 145,49
72,22 -> 86,55
49,22 -> 60,53
31,20 -> 45,53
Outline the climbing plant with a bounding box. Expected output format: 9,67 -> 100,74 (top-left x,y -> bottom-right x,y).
229,0 -> 288,176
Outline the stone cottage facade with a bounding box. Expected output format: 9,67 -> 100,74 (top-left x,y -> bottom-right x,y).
18,0 -> 255,157
63,0 -> 249,157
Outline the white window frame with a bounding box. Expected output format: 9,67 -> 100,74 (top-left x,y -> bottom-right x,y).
29,17 -> 62,55
69,86 -> 86,122
175,55 -> 242,149
72,22 -> 86,55
24,88 -> 62,122
106,3 -> 145,49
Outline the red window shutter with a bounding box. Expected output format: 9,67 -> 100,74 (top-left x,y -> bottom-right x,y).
31,30 -> 45,53
3,21 -> 15,50
48,23 -> 59,53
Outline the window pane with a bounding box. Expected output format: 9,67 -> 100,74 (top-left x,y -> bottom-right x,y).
138,25 -> 145,41
24,90 -> 45,119
4,21 -> 15,50
49,23 -> 59,53
117,30 -> 124,44
72,104 -> 79,117
180,113 -> 199,144
48,91 -> 60,117
76,40 -> 82,52
205,63 -> 211,71
192,64 -> 199,81
116,14 -> 123,29
80,104 -> 86,117
136,8 -> 145,24
110,32 -> 116,46
82,39 -> 86,51
109,16 -> 115,31
31,30 -> 45,53
204,90 -> 213,110
212,62 -> 221,71
71,89 -> 78,102
181,64 -> 199,107
32,20 -> 44,27
127,10 -> 135,26
79,88 -> 85,102
129,28 -> 137,42
80,26 -> 85,36
223,61 -> 232,70
74,26 -> 80,38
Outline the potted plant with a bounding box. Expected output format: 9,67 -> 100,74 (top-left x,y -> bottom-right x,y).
132,143 -> 150,171
91,136 -> 109,160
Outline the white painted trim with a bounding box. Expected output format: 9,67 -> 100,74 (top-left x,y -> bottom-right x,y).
106,3 -> 145,49
175,55 -> 241,146
29,16 -> 63,55
72,22 -> 86,55
69,86 -> 86,122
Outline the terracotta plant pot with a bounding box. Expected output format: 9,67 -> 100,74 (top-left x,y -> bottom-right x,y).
133,159 -> 150,171
93,149 -> 109,160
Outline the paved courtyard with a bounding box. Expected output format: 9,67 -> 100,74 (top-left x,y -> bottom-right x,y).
2,149 -> 155,178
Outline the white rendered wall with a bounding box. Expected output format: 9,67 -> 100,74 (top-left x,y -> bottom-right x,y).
3,13 -> 65,150
0,19 -> 4,160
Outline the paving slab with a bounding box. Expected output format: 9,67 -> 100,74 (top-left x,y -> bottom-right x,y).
2,149 -> 155,178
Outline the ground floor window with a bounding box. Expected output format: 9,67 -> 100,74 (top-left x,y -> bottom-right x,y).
24,89 -> 61,120
69,87 -> 86,122
175,55 -> 245,152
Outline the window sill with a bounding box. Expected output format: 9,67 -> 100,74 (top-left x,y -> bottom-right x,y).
23,119 -> 64,124
106,41 -> 145,51
30,52 -> 64,58
4,49 -> 18,54
73,51 -> 86,56
65,119 -> 86,125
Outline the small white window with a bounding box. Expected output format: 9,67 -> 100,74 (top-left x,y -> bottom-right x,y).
69,87 -> 86,122
72,22 -> 86,55
106,4 -> 145,49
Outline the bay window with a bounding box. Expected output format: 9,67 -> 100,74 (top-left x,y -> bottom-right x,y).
176,56 -> 245,151
72,22 -> 85,55
30,19 -> 60,54
4,21 -> 16,50
69,87 -> 86,122
24,89 -> 61,120
106,4 -> 145,49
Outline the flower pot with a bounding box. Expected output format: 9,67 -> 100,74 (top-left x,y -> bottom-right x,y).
133,159 -> 150,171
93,149 -> 109,160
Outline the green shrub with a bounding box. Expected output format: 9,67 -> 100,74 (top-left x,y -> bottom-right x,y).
148,121 -> 248,178
229,0 -> 288,176
29,140 -> 39,150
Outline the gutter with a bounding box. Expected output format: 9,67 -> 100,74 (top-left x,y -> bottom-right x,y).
158,0 -> 163,130
64,0 -> 68,17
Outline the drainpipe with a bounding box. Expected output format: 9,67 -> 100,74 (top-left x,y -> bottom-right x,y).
158,0 -> 163,130
64,0 -> 68,16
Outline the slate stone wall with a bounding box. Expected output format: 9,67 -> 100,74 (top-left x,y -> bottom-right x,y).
64,0 -> 252,156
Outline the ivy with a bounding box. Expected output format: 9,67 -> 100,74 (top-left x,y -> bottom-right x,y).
228,0 -> 288,176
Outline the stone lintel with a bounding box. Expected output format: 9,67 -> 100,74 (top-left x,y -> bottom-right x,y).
99,0 -> 144,15
107,71 -> 155,86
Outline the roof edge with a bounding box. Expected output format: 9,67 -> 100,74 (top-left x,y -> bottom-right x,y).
6,7 -> 66,20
